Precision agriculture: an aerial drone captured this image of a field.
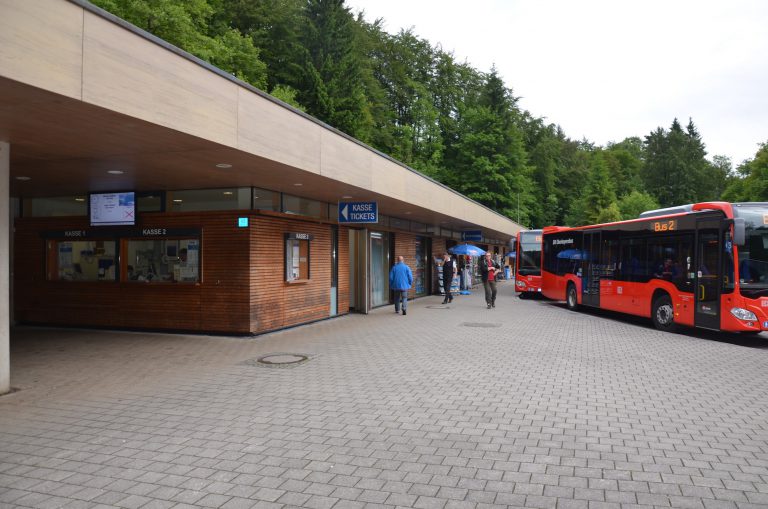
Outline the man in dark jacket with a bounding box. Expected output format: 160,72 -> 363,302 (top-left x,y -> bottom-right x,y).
441,253 -> 456,304
389,255 -> 413,315
479,252 -> 501,308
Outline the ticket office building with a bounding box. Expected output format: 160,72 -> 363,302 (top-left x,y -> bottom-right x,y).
14,187 -> 501,335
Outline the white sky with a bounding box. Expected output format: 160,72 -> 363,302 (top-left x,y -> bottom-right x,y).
347,0 -> 768,166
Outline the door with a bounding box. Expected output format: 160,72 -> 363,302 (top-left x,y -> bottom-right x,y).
582,231 -> 601,307
695,220 -> 721,329
348,229 -> 368,313
369,231 -> 390,308
330,225 -> 338,316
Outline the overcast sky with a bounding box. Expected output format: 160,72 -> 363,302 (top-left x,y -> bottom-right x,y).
347,0 -> 767,166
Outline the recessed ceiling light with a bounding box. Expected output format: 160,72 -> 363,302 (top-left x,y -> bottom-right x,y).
405,211 -> 412,215
75,197 -> 85,202
216,163 -> 232,169
293,183 -> 303,186
107,170 -> 124,175
15,176 -> 31,181
223,191 -> 234,195
173,199 -> 183,203
341,195 -> 353,199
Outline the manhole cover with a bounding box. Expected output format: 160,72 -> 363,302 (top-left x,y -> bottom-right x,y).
241,353 -> 311,368
460,322 -> 502,328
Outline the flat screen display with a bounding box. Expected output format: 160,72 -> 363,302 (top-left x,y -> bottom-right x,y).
89,191 -> 136,226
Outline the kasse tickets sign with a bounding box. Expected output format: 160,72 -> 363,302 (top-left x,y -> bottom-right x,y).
338,201 -> 378,223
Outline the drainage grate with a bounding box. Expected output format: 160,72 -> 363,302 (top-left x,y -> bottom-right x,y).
460,322 -> 502,328
241,353 -> 311,368
426,305 -> 450,309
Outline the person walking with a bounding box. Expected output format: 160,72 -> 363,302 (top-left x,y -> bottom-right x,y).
389,255 -> 413,315
441,253 -> 456,304
480,251 -> 501,309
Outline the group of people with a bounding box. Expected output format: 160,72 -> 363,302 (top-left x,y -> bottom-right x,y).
388,251 -> 504,315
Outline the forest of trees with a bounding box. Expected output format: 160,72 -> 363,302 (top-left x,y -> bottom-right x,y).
91,0 -> 768,228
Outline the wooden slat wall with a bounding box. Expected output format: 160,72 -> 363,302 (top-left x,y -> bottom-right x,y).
249,216 -> 349,333
13,211 -> 352,335
338,227 -> 350,314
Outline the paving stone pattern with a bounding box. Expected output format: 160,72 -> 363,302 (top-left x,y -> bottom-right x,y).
1,284 -> 768,509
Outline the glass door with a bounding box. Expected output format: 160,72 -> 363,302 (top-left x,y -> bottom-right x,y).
695,220 -> 721,330
369,231 -> 390,307
414,236 -> 429,296
582,231 -> 601,307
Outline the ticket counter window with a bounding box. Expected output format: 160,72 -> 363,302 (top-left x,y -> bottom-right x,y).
125,238 -> 200,283
48,239 -> 117,281
286,238 -> 310,282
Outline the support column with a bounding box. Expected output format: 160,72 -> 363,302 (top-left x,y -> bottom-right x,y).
0,141 -> 9,395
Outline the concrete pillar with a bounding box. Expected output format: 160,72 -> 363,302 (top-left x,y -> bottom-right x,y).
0,141 -> 8,395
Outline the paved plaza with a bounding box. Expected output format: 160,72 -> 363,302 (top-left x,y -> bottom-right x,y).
1,283 -> 768,509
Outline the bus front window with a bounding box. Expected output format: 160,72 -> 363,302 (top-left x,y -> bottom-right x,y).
734,205 -> 768,290
519,232 -> 542,276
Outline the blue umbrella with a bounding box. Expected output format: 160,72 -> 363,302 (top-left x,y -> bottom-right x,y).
449,244 -> 486,256
557,248 -> 589,260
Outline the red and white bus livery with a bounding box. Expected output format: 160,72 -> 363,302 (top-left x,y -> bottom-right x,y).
541,202 -> 768,333
514,229 -> 542,297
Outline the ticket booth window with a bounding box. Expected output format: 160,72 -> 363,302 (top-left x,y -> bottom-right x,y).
125,238 -> 200,283
286,234 -> 311,282
48,239 -> 117,281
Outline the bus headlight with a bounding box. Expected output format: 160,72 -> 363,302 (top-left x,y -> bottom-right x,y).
730,308 -> 757,321
516,281 -> 525,288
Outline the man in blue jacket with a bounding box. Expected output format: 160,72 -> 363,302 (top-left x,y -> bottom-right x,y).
389,255 -> 413,315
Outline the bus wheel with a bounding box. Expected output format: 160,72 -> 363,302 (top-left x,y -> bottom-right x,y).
566,284 -> 579,311
652,295 -> 678,332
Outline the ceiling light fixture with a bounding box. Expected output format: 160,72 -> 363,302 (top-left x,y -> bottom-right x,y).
173,199 -> 183,203
216,163 -> 232,169
341,195 -> 353,199
15,176 -> 31,181
223,191 -> 234,195
75,198 -> 85,202
293,183 -> 303,186
107,170 -> 124,175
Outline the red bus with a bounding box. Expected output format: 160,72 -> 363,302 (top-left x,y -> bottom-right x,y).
514,229 -> 543,297
541,202 -> 768,333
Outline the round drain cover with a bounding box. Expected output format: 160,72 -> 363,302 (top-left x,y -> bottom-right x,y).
258,353 -> 308,365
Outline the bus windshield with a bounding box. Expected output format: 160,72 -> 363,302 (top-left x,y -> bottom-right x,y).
519,231 -> 542,276
734,205 -> 768,290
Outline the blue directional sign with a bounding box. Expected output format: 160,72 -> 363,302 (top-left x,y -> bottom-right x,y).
462,230 -> 482,242
339,201 -> 378,223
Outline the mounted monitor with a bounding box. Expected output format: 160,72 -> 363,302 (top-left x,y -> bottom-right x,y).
89,191 -> 136,226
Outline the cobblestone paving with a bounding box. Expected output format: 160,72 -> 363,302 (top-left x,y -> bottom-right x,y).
1,284 -> 767,509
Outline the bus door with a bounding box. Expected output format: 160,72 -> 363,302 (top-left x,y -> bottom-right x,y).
583,231 -> 601,307
695,219 -> 721,329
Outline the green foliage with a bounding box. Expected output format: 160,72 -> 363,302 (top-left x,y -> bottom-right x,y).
91,0 -> 267,88
268,84 -> 305,111
90,1 -> 763,228
722,142 -> 768,201
618,191 -> 659,220
642,118 -> 711,207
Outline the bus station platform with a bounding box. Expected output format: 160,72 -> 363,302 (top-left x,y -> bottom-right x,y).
1,284 -> 767,509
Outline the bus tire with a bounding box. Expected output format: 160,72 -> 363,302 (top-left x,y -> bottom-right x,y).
566,283 -> 579,311
652,295 -> 678,332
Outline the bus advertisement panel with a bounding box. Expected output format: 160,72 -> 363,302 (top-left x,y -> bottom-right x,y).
541,202 -> 768,333
515,229 -> 543,297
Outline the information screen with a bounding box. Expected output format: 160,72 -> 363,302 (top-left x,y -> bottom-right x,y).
90,192 -> 136,226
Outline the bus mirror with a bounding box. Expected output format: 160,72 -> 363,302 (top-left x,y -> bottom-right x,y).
733,218 -> 746,246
